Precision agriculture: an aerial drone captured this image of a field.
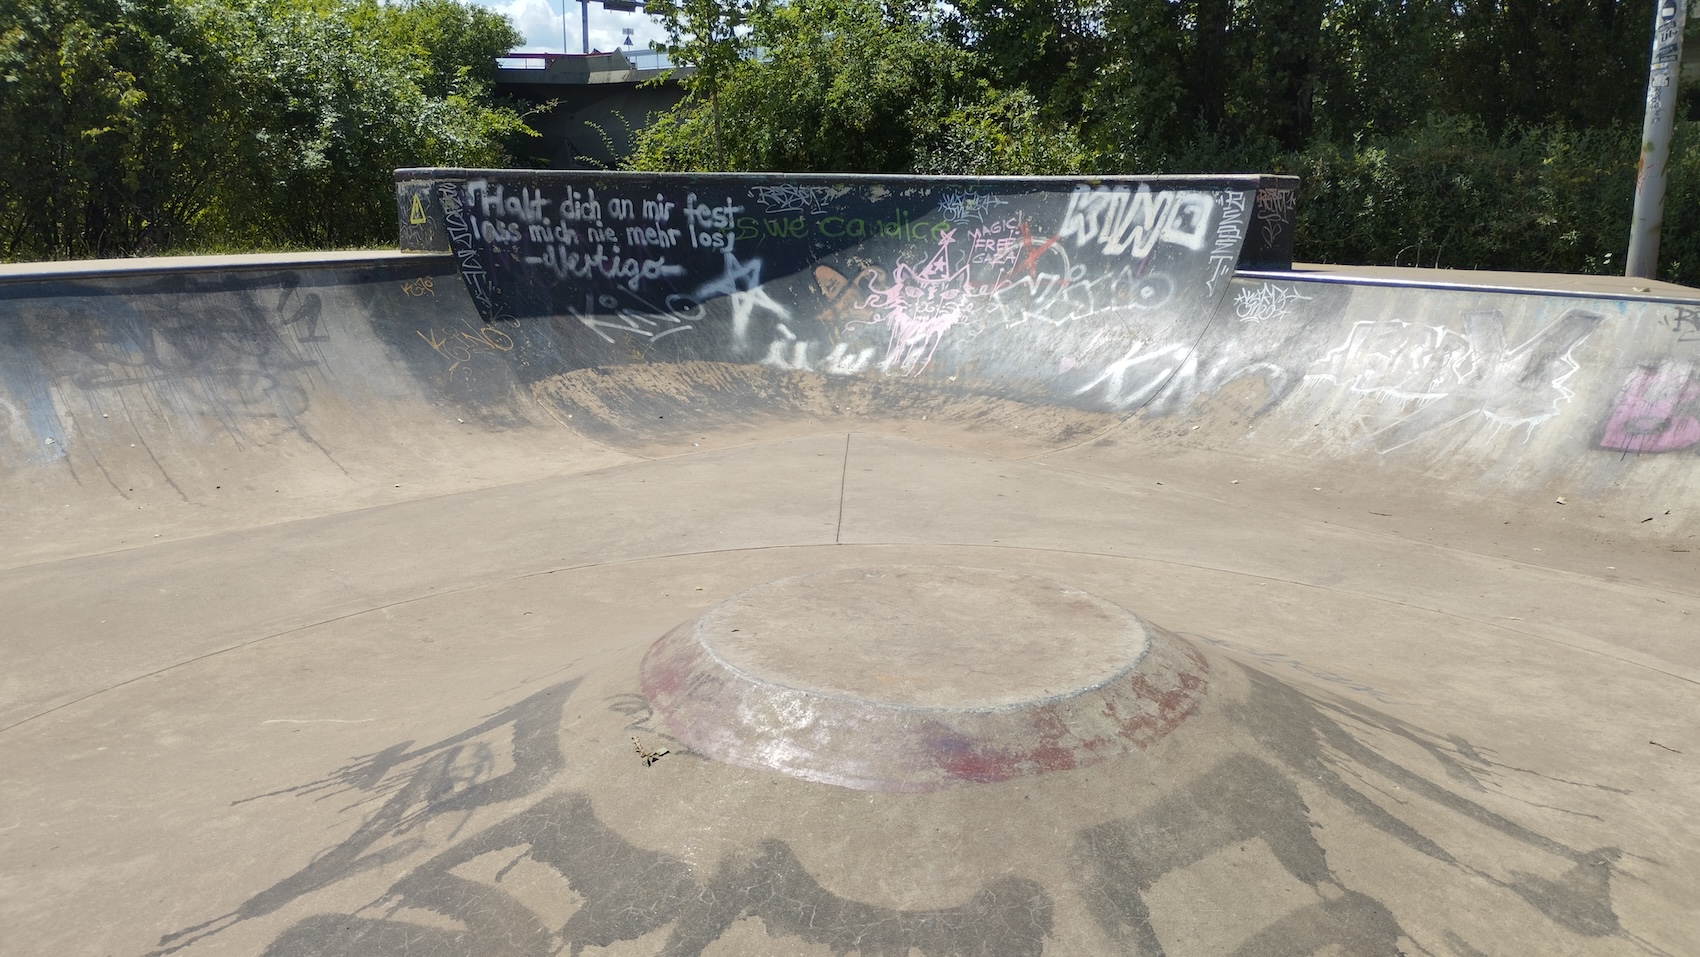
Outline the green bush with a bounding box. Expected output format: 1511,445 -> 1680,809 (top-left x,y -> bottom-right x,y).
632,0 -> 983,173
1153,116 -> 1695,285
0,0 -> 528,261
912,84 -> 1088,177
1661,120 -> 1700,286
631,0 -> 1084,177
1280,119 -> 1642,275
0,0 -> 235,258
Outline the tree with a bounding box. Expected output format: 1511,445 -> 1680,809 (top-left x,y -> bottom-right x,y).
941,0 -> 1105,127
1443,0 -> 1654,131
630,0 -> 1083,173
0,0 -> 531,260
217,0 -> 529,248
644,0 -> 765,167
357,0 -> 520,100
0,0 -> 241,258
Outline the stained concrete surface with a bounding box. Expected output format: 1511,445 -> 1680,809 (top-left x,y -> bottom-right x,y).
691,566 -> 1155,709
4,428 -> 1694,956
1,172 -> 1698,956
641,565 -> 1206,791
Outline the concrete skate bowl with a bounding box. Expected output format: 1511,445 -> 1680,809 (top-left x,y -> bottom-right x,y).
1,171 -> 1697,957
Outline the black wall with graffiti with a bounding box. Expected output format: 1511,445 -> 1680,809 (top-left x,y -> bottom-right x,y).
395,171 -> 1296,416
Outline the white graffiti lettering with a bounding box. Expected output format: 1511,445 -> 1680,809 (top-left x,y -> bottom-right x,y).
1305,310 -> 1600,452
1234,283 -> 1312,323
1059,187 -> 1218,259
749,184 -> 837,215
535,243 -> 687,290
939,191 -> 1010,225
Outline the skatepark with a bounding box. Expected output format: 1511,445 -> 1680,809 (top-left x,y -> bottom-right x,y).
1,171 -> 1696,956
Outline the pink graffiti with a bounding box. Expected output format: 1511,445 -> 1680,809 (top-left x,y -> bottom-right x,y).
858,229 -> 975,375
1600,362 -> 1700,453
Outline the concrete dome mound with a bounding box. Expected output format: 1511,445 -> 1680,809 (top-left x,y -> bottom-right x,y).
190,574 -> 1629,957
640,565 -> 1209,791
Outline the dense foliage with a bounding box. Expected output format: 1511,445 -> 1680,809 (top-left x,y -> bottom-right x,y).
635,0 -> 1700,283
0,0 -> 527,259
5,0 -> 1696,279
634,0 -> 1087,174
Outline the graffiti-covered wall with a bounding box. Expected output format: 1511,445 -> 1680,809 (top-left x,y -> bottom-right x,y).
2,172 -> 1693,520
393,168 -> 1700,500
1196,277 -> 1700,488
395,171 -> 1296,414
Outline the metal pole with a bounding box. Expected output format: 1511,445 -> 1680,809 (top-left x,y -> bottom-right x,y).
561,0 -> 568,53
1626,0 -> 1687,279
581,0 -> 590,54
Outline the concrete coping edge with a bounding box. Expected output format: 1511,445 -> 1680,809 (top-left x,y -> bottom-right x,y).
1240,267 -> 1700,306
0,250 -> 454,287
393,168 -> 1302,191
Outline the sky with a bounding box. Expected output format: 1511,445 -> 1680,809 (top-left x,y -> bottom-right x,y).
474,0 -> 671,55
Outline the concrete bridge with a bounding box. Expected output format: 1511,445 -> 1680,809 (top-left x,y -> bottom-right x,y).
495,51 -> 691,169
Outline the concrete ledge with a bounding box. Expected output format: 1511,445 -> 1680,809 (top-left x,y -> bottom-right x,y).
1241,261 -> 1700,304
0,249 -> 451,286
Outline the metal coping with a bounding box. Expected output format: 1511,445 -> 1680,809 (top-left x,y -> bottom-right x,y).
0,250 -> 452,288
1238,268 -> 1700,306
6,252 -> 1695,307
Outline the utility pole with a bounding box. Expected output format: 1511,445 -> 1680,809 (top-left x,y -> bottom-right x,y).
581,0 -> 590,54
1626,0 -> 1688,279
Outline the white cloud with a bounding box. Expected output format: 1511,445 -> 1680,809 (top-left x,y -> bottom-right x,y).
475,0 -> 669,53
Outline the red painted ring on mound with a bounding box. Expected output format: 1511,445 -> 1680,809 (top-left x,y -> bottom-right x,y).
639,566 -> 1210,792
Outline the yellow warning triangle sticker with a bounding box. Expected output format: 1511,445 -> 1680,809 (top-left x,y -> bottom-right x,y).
409,193 -> 428,225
